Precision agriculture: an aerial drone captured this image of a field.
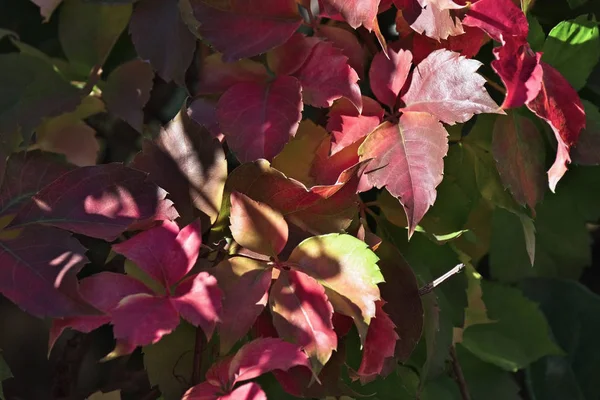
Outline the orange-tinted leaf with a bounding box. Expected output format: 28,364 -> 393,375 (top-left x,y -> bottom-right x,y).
492,111 -> 545,211
327,97 -> 384,155
270,269 -> 337,373
189,0 -> 302,61
216,76 -> 302,162
230,192 -> 288,257
401,49 -> 502,124
359,114 -> 448,237
369,47 -> 412,108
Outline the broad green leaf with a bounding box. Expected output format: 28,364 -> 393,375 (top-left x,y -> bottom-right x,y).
0,351 -> 12,399
143,322 -> 195,400
527,15 -> 545,51
287,233 -> 383,345
348,365 -> 421,400
542,14 -> 600,90
58,0 -> 132,77
461,281 -> 562,371
421,375 -> 461,400
522,279 -> 600,400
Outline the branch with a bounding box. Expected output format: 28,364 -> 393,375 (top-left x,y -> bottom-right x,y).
192,329 -> 207,385
450,345 -> 471,400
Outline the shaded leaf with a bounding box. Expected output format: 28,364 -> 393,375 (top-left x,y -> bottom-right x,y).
34,121 -> 99,167
58,0 -> 132,76
369,47 -> 412,108
132,108 -> 227,226
492,111 -> 546,211
359,113 -> 449,237
103,59 -> 154,132
189,0 -> 302,61
327,97 -> 384,155
526,62 -> 586,191
195,53 -> 268,95
270,269 -> 337,374
401,49 -> 501,125
212,257 -> 272,354
9,164 -> 178,241
230,192 -> 288,257
288,233 -> 383,344
129,0 -> 196,85
217,76 -> 302,162
572,100 -> 600,165
31,0 -> 63,21
0,351 -> 11,399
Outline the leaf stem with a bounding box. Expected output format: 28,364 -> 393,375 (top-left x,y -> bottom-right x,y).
483,75 -> 506,95
418,263 -> 465,296
83,64 -> 103,96
450,345 -> 472,400
192,329 -> 207,385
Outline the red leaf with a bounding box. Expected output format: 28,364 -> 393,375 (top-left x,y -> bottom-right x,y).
318,25 -> 366,78
189,0 -> 302,61
103,59 -> 154,132
327,97 -> 384,155
359,113 -> 448,237
129,0 -> 196,85
355,301 -> 398,383
267,33 -> 321,77
112,293 -> 180,346
402,49 -> 501,124
181,381 -> 221,400
195,54 -> 268,95
491,37 -> 543,109
462,0 -> 528,43
408,0 -> 465,41
216,76 -> 302,162
526,62 -> 586,192
171,272 -> 223,340
112,220 -> 202,288
212,257 -> 272,354
230,192 -> 288,257
228,337 -> 311,386
270,269 -> 337,373
132,109 -> 227,226
0,151 -> 72,216
310,138 -> 363,186
0,225 -> 93,318
369,47 -> 413,108
492,112 -> 546,211
410,25 -> 489,64
9,164 -> 178,241
319,0 -> 381,30
182,381 -> 266,400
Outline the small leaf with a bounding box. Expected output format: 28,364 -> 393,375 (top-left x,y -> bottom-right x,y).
230,192 -> 288,257
217,76 -> 302,162
188,0 -> 302,61
287,234 -> 383,344
103,59 -> 154,132
9,164 -> 178,241
270,269 -> 337,374
58,0 -> 132,76
369,47 -> 412,108
542,14 -> 600,91
359,113 -> 449,237
409,0 -> 465,41
129,0 -> 196,85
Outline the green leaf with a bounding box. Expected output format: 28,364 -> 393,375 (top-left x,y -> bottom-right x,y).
522,278 -> 600,400
542,14 -> 600,90
288,233 -> 383,345
58,0 -> 132,77
527,15 -> 545,52
566,0 -> 589,9
461,281 -> 562,371
143,322 -> 195,400
0,351 -> 12,400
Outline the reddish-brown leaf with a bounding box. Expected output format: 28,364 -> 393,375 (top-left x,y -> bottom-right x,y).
9,164 -> 178,241
492,111 -> 546,211
318,25 -> 366,78
0,225 -> 93,318
230,192 -> 288,257
359,113 -> 448,237
369,47 -> 413,108
189,0 -> 302,61
526,62 -> 586,191
355,300 -> 398,383
267,33 -> 321,77
310,138 -> 363,186
112,220 -> 202,288
195,54 -> 268,95
132,109 -> 227,226
216,76 -> 302,162
462,0 -> 528,43
270,269 -> 337,373
129,0 -> 196,85
35,122 -> 99,167
187,98 -> 223,141
319,0 -> 381,30
572,101 -> 600,165
401,49 -> 501,124
212,257 -> 272,354
327,97 -> 384,155
103,59 -> 154,132
407,0 -> 465,41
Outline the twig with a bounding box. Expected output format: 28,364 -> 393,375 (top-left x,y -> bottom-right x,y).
450,345 -> 471,400
192,329 -> 207,385
418,263 -> 465,296
483,76 -> 506,95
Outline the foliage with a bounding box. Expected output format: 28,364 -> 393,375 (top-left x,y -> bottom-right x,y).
0,0 -> 599,399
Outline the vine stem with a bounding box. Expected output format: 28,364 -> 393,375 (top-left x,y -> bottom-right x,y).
483,76 -> 506,95
450,345 -> 472,400
83,64 -> 103,95
192,329 -> 207,385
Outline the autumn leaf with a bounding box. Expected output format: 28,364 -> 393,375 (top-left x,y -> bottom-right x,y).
462,0 -> 529,43
194,53 -> 268,95
369,47 -> 413,109
319,0 -> 381,30
407,0 -> 466,41
328,97 -> 384,155
318,25 -> 366,78
359,113 -> 449,237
